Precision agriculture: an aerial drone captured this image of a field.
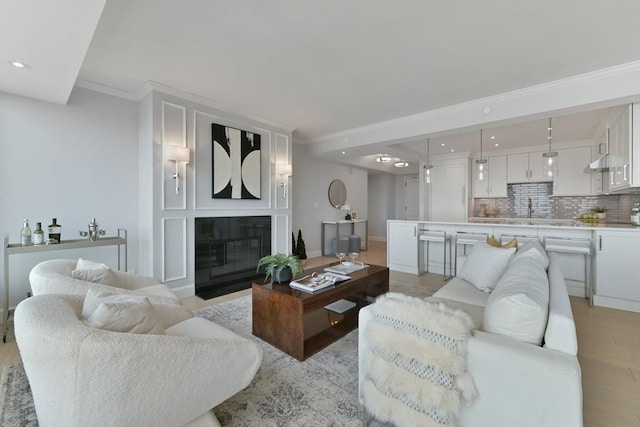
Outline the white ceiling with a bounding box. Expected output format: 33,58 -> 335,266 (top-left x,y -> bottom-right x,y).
2,0 -> 639,174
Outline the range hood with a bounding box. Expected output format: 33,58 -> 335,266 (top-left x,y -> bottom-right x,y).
586,155 -> 609,172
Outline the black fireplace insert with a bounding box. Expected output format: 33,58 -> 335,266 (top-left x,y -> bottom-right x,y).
195,216 -> 271,299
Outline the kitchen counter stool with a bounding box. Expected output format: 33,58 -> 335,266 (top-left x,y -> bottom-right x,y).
544,237 -> 593,307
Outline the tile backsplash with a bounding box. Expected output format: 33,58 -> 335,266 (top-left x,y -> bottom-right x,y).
473,182 -> 639,222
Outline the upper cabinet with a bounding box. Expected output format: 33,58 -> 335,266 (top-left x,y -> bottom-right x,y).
592,129 -> 609,195
507,151 -> 551,183
609,104 -> 639,192
473,155 -> 507,198
553,146 -> 592,196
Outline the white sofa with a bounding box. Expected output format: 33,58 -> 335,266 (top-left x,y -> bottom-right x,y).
359,244 -> 582,427
14,293 -> 263,427
29,259 -> 181,305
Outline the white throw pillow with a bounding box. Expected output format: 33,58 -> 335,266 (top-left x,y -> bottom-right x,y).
72,258 -> 121,287
481,257 -> 550,345
512,241 -> 549,270
82,291 -> 165,335
457,242 -> 516,292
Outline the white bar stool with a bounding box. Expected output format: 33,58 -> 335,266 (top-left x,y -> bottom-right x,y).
500,234 -> 540,247
454,232 -> 488,275
419,230 -> 451,281
544,237 -> 593,307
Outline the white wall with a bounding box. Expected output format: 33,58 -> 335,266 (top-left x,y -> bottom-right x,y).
291,143 -> 367,258
0,88 -> 139,307
367,173 -> 397,241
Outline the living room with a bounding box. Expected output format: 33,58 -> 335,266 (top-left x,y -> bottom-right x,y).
1,1 -> 639,426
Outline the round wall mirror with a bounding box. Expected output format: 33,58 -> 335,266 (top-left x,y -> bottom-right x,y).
328,179 -> 347,208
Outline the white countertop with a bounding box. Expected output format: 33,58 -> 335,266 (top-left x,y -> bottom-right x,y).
389,218 -> 640,231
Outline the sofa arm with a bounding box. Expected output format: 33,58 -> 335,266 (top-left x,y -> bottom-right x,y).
460,330 -> 582,427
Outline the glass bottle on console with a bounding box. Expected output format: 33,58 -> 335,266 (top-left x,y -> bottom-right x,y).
20,219 -> 32,246
33,222 -> 45,245
48,218 -> 61,244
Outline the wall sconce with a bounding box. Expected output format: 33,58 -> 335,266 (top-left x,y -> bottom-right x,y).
277,163 -> 292,198
163,145 -> 190,194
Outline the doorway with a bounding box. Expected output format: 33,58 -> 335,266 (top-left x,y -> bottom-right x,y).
403,175 -> 419,220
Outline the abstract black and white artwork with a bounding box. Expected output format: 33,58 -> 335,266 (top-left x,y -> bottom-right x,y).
211,123 -> 261,199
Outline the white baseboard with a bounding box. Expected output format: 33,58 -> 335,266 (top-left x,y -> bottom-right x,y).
170,283 -> 195,298
307,250 -> 322,259
593,295 -> 640,313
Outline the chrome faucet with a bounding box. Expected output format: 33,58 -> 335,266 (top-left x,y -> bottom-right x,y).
528,198 -> 533,218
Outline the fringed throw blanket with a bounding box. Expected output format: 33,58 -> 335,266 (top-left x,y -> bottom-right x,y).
361,293 -> 477,427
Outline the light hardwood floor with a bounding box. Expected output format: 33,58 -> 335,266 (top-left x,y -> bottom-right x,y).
2,240 -> 638,426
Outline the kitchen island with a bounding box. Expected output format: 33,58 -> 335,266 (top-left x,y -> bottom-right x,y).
387,219 -> 640,312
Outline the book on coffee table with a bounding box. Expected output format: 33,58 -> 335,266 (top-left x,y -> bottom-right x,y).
290,272 -> 351,293
324,262 -> 369,275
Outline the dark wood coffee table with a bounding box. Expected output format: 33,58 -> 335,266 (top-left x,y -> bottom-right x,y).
252,264 -> 389,361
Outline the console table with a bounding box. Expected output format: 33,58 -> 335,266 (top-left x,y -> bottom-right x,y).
252,264 -> 388,360
321,219 -> 368,255
2,229 -> 127,343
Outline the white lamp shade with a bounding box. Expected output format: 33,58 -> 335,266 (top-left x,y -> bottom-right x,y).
277,163 -> 292,176
163,145 -> 190,163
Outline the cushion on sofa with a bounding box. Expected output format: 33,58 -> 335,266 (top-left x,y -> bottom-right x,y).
511,241 -> 549,270
457,242 -> 516,292
82,292 -> 165,335
432,277 -> 491,308
72,258 -> 121,287
481,256 -> 550,345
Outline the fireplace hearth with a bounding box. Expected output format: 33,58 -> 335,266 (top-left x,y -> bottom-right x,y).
195,216 -> 271,299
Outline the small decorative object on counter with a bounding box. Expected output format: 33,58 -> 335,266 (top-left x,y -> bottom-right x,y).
20,219 -> 32,246
33,222 -> 45,245
48,218 -> 61,244
593,207 -> 608,220
79,218 -> 106,241
631,202 -> 640,226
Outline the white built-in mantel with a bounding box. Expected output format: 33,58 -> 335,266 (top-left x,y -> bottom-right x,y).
387,219 -> 640,313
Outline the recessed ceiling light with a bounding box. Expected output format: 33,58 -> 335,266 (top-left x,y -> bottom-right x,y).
344,137 -> 349,142
450,149 -> 455,152
490,135 -> 496,140
441,143 -> 445,147
494,143 -> 499,147
8,60 -> 30,69
394,161 -> 409,168
376,155 -> 392,163
341,151 -> 346,155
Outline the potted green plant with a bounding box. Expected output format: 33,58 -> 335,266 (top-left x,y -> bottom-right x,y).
593,207 -> 609,220
256,253 -> 303,284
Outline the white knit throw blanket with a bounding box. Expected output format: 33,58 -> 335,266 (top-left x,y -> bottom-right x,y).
361,293 -> 477,427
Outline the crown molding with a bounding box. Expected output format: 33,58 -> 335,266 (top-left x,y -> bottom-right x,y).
74,78 -> 141,101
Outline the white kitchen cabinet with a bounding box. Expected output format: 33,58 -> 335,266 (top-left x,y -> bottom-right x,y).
554,146 -> 592,196
387,221 -> 419,274
592,129 -> 609,195
609,104 -> 639,192
473,155 -> 507,198
507,151 -> 551,183
594,230 -> 640,312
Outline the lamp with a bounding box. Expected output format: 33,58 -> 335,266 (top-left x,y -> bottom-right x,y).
163,145 -> 190,194
475,129 -> 488,181
424,138 -> 433,184
277,163 -> 292,198
542,117 -> 558,178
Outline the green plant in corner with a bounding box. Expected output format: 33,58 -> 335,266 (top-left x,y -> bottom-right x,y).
256,253 -> 303,284
593,207 -> 609,213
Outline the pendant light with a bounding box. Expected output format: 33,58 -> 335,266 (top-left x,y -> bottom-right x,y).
424,138 -> 433,184
476,129 -> 488,181
542,118 -> 558,178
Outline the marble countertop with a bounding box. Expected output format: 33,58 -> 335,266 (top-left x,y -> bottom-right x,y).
389,218 -> 640,231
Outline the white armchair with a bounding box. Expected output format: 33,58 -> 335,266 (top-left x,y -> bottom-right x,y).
14,293 -> 263,427
29,259 -> 180,304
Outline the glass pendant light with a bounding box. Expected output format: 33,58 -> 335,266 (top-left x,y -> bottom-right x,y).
542,118 -> 558,178
424,138 -> 433,184
476,129 -> 487,181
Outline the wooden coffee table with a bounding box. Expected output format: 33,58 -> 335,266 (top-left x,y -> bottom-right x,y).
252,264 -> 389,361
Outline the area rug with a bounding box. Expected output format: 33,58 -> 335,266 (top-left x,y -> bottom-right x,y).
0,281 -> 435,426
